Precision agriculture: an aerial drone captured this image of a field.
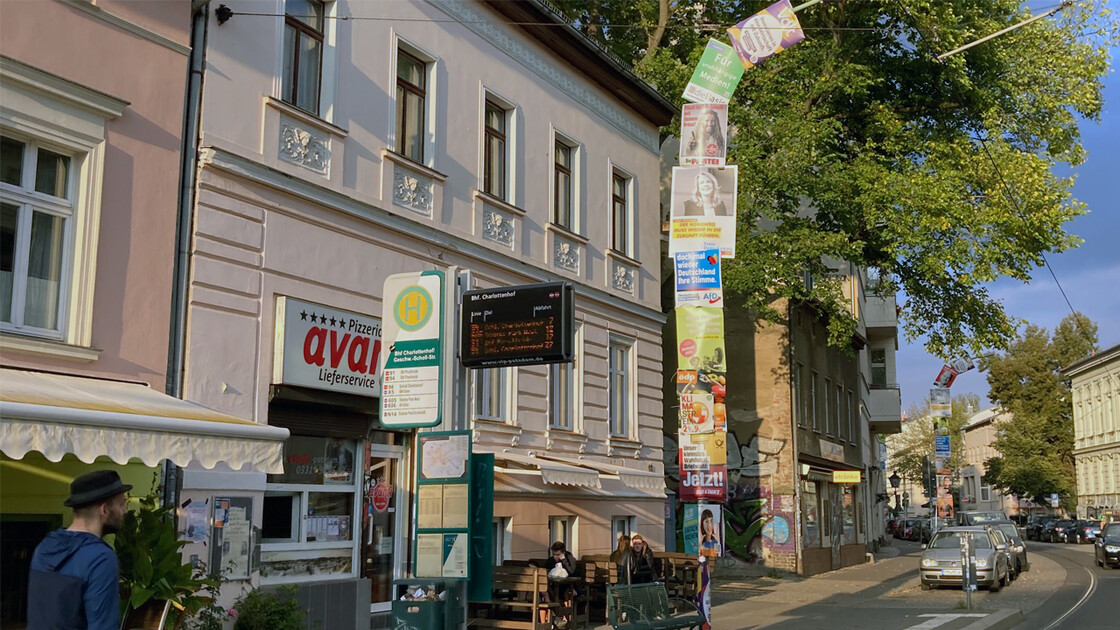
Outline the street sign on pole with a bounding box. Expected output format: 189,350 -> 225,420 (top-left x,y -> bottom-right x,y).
380,271 -> 444,428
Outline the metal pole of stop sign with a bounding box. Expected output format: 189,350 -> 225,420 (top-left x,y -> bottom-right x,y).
960,532 -> 973,609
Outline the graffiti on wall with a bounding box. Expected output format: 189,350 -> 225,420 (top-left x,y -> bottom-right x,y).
669,421 -> 789,564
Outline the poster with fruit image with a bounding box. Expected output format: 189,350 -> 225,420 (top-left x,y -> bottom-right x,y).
680,390 -> 715,433
676,306 -> 727,427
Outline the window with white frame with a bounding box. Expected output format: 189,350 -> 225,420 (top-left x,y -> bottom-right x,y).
553,133 -> 580,230
549,515 -> 575,552
549,323 -> 582,431
611,170 -> 632,255
281,0 -> 324,115
483,99 -> 508,200
1,137 -> 70,333
395,47 -> 428,164
262,436 -> 359,580
472,367 -> 512,423
492,517 -> 512,565
608,337 -> 634,438
1,59 -> 123,348
980,485 -> 991,502
870,348 -> 887,386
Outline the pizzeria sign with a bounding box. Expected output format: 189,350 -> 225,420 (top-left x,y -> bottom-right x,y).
273,296 -> 382,397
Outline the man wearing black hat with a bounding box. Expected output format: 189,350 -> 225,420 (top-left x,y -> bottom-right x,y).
27,469 -> 132,630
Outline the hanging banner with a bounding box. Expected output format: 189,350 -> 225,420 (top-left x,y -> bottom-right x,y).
937,495 -> 955,521
681,103 -> 729,167
675,249 -> 723,308
727,0 -> 805,71
680,465 -> 727,502
697,557 -> 712,629
934,364 -> 959,388
930,387 -> 952,418
683,39 -> 745,104
668,166 -> 738,259
679,432 -> 727,472
682,504 -> 725,559
950,356 -> 975,374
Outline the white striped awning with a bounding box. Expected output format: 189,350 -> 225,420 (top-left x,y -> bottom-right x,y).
485,449 -> 601,488
536,454 -> 664,490
0,368 -> 289,473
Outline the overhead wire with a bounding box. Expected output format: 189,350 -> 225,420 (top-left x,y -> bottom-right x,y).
889,0 -> 1084,328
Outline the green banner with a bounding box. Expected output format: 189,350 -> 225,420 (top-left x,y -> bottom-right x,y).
683,39 -> 745,104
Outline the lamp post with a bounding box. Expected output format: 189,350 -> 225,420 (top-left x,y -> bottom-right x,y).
889,472 -> 902,513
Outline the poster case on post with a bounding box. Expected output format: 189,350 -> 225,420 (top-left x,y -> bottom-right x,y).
413,431 -> 471,580
209,496 -> 255,581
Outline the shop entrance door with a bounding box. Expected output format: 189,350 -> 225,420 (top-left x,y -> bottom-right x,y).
361,444 -> 406,613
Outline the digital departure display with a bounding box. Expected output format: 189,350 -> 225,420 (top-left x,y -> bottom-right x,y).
460,282 -> 574,368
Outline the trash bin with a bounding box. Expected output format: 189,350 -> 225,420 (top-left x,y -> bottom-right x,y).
392,580 -> 458,630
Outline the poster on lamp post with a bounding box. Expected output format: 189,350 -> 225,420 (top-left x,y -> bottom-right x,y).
668,166 -> 738,259
726,0 -> 806,71
683,39 -> 745,104
680,103 -> 729,167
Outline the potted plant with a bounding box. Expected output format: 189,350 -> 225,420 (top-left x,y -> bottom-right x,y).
116,483 -> 215,629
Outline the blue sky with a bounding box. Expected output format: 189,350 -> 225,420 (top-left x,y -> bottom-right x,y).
896,39 -> 1120,412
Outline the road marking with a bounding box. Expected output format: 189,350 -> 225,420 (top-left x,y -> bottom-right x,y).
905,613 -> 987,629
1039,564 -> 1097,630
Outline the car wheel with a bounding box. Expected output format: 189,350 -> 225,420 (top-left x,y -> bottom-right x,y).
921,581 -> 931,591
1098,557 -> 1104,568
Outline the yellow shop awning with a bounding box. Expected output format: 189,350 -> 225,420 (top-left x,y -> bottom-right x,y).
0,368 -> 289,473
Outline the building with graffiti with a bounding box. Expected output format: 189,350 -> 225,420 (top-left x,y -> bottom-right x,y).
662,264 -> 901,576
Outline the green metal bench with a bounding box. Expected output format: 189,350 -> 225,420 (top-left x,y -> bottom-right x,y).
606,582 -> 704,630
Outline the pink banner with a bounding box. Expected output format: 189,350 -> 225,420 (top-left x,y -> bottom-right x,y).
726,0 -> 805,71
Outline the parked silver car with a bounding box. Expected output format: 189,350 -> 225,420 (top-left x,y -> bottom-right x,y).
991,521 -> 1030,576
920,526 -> 1011,591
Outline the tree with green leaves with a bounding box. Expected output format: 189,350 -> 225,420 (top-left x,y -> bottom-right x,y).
555,0 -> 1117,357
982,312 -> 1097,510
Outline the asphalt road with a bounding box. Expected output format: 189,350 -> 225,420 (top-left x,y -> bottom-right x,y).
1011,540 -> 1120,630
588,538 -> 1116,630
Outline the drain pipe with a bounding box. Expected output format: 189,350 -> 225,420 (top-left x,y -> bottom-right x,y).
164,0 -> 210,507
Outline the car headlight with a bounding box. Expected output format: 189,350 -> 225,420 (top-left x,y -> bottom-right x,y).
975,557 -> 989,568
1014,545 -> 1024,552
921,558 -> 938,567
1106,545 -> 1120,553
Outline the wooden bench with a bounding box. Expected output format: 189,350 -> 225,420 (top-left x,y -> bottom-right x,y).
469,565 -> 557,630
653,553 -> 700,605
606,582 -> 704,630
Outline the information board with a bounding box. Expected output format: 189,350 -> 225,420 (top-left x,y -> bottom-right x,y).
460,282 -> 574,368
380,271 -> 444,427
413,431 -> 471,580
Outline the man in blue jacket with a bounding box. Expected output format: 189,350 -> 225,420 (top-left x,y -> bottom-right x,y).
28,469 -> 132,630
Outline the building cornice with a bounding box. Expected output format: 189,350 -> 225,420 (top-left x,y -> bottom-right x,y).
57,0 -> 191,56
1062,342 -> 1120,378
199,145 -> 667,326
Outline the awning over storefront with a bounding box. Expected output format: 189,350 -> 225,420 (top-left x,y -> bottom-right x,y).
535,454 -> 664,490
0,369 -> 289,473
483,449 -> 601,488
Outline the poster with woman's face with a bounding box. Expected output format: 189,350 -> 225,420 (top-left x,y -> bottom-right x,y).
699,507 -> 724,558
681,103 -> 729,166
668,166 -> 738,258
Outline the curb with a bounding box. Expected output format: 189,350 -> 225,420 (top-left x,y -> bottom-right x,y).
960,609 -> 1023,630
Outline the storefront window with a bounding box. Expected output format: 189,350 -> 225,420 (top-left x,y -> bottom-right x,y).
261,436 -> 359,582
802,481 -> 820,548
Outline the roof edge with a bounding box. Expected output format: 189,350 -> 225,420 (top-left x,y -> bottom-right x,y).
482,0 -> 677,126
